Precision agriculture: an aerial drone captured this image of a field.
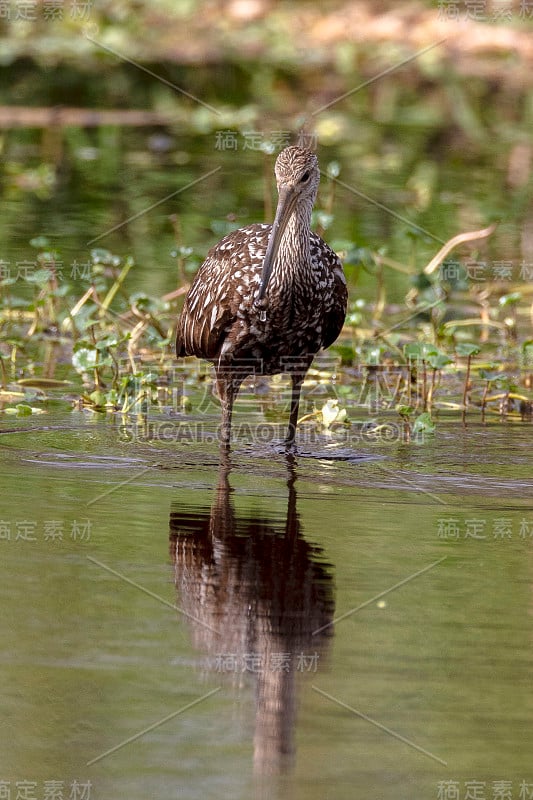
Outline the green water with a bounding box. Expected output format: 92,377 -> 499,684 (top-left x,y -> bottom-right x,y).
1,413 -> 532,799
2,104 -> 531,307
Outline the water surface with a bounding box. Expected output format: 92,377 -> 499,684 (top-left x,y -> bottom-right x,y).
1,413 -> 532,799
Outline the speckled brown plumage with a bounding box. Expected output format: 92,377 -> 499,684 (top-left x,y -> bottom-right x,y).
176,146 -> 347,448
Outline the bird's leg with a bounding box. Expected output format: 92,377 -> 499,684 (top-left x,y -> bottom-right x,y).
215,370 -> 242,449
217,378 -> 235,449
285,372 -> 305,450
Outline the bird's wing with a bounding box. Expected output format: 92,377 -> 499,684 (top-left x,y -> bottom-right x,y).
175,251 -> 234,359
176,224 -> 269,360
310,233 -> 348,349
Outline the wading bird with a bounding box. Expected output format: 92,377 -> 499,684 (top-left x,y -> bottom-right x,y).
175,145 -> 347,449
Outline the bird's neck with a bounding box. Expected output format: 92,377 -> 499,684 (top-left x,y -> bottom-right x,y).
277,199 -> 313,270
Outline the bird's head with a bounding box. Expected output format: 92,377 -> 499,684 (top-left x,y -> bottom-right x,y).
274,146 -> 320,205
255,147 -> 320,310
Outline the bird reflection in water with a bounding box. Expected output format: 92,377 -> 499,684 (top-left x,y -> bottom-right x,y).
168,453 -> 335,775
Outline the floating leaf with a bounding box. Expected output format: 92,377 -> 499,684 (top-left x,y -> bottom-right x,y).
4,403 -> 44,416
17,378 -> 72,388
413,412 -> 436,435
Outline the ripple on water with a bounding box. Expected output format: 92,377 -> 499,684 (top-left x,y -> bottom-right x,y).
21,452 -> 148,469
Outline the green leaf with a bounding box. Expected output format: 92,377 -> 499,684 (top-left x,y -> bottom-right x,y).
51,284 -> 71,298
25,269 -> 53,284
330,238 -> 357,253
171,246 -> 194,258
365,344 -> 387,366
478,369 -> 506,381
396,404 -> 413,418
455,342 -> 481,357
404,342 -> 438,361
128,292 -> 156,312
29,236 -> 51,249
346,311 -> 362,327
95,334 -> 120,350
314,211 -> 334,230
89,389 -> 107,407
90,248 -> 120,266
37,250 -> 60,264
413,412 -> 436,435
498,292 -> 522,307
410,272 -> 433,290
210,219 -> 240,237
15,403 -> 33,416
327,160 -> 340,178
428,352 -> 452,369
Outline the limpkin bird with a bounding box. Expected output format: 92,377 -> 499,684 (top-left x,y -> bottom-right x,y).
176,145 -> 347,449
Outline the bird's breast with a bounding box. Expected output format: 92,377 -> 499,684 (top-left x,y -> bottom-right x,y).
219,287 -> 327,374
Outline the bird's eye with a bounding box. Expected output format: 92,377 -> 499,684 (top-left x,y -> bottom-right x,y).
300,171 -> 310,183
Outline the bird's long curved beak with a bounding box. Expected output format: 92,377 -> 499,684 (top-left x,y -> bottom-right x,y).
255,184 -> 298,305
